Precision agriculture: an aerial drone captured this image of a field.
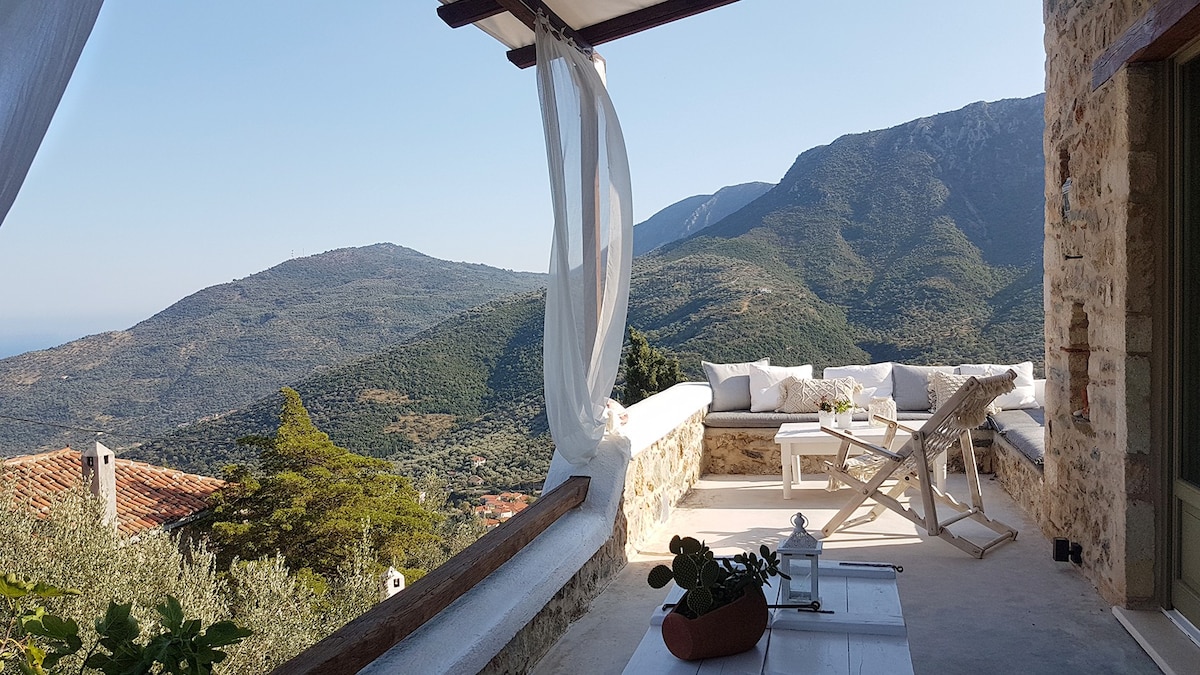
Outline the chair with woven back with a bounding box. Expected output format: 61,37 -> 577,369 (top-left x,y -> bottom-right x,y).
818,370 -> 1019,558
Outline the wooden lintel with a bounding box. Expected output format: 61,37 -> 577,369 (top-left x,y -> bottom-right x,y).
269,475 -> 591,675
437,0 -> 505,29
507,0 -> 741,68
1093,0 -> 1200,89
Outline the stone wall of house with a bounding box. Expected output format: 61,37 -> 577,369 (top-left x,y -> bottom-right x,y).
1043,0 -> 1164,607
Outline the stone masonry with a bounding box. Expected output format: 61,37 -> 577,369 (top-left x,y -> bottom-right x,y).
1043,0 -> 1164,607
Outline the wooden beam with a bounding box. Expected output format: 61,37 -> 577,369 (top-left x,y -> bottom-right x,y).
1093,0 -> 1200,89
437,0 -> 505,29
496,0 -> 595,59
507,0 -> 741,68
269,476 -> 591,675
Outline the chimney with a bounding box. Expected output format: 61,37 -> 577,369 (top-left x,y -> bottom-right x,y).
380,567 -> 405,601
81,441 -> 117,529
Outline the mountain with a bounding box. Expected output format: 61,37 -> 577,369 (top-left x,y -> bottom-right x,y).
649,95 -> 1046,365
76,95 -> 1047,492
129,94 -> 1047,486
633,182 -> 774,256
0,244 -> 545,457
126,293 -> 554,488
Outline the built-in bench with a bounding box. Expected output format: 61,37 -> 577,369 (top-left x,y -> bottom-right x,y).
986,408 -> 1046,525
698,359 -> 1047,524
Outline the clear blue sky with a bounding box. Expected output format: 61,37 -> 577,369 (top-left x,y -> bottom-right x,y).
0,1 -> 1045,358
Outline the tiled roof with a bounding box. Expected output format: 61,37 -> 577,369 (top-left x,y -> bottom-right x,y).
2,448 -> 225,537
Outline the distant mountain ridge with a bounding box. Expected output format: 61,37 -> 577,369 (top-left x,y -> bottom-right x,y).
129,95 -> 1046,489
0,244 -> 545,456
633,182 -> 774,255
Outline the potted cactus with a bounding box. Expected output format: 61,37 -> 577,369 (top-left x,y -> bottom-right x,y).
647,535 -> 789,660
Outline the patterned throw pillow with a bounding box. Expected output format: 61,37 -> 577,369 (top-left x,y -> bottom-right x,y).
928,372 -> 999,415
778,377 -> 861,413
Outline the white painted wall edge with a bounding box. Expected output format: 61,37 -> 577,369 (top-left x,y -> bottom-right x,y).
360,382 -> 711,674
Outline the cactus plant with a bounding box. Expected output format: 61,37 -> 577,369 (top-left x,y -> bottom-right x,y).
647,535 -> 789,618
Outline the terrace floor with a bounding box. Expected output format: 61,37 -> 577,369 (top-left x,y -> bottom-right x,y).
534,473 -> 1159,674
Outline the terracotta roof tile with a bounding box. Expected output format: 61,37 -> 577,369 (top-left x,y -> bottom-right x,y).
2,447 -> 225,537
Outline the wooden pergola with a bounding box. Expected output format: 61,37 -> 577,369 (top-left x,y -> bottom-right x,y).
437,0 -> 740,68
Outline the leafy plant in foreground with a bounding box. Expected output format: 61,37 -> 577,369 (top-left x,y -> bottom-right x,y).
646,535 -> 788,618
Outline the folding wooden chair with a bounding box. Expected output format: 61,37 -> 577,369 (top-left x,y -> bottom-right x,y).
819,370 -> 1019,558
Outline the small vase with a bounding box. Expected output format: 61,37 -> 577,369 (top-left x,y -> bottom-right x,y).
661,585 -> 769,661
835,411 -> 853,428
818,411 -> 835,427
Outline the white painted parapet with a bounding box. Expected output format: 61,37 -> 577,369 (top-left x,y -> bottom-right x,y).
360,382 -> 711,674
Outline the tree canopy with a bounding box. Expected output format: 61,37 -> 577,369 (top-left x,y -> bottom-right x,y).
209,387 -> 440,577
620,327 -> 684,406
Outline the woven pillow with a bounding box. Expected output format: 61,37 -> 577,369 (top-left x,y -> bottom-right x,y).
929,371 -> 998,415
778,377 -> 861,413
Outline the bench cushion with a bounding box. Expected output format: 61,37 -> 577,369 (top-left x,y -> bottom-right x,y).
703,410 -> 933,428
989,408 -> 1046,465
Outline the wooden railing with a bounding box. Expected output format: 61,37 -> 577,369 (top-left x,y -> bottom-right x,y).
270,475 -> 591,675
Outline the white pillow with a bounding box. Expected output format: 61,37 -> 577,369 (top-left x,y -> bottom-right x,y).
748,363 -> 814,412
778,376 -> 860,413
1034,379 -> 1046,407
957,362 -> 1038,410
823,363 -> 893,406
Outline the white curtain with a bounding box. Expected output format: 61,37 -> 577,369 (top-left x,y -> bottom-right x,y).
536,16 -> 633,466
0,0 -> 104,228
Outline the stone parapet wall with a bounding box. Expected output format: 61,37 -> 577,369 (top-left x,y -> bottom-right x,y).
622,408 -> 707,553
482,514 -> 627,674
1043,0 -> 1163,606
484,383 -> 712,672
992,437 -> 1048,531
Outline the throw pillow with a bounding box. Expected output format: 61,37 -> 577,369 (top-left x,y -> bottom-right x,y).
822,363 -> 893,405
748,363 -> 814,412
892,364 -> 955,411
929,371 -> 999,415
957,362 -> 1039,410
703,359 -> 770,412
778,376 -> 861,413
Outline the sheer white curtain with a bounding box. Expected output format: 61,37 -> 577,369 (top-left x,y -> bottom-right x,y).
0,0 -> 104,228
536,16 -> 633,467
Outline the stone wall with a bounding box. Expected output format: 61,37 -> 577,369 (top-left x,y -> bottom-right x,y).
992,437 -> 1048,530
1043,0 -> 1164,607
481,513 -> 628,674
482,384 -> 711,672
622,408 -> 707,553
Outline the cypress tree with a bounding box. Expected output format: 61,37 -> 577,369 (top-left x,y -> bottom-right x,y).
621,327 -> 683,406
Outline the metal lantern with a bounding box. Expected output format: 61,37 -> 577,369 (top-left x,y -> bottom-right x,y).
778,512 -> 822,608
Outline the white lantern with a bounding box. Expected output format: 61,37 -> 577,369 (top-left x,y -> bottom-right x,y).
778,512 -> 822,608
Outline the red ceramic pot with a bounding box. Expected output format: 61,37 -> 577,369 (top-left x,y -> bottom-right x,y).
660,585 -> 769,661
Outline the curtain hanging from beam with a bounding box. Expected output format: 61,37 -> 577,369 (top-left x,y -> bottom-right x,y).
0,0 -> 104,228
536,15 -> 632,467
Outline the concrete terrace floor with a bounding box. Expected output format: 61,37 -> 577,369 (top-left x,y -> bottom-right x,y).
533,474 -> 1159,675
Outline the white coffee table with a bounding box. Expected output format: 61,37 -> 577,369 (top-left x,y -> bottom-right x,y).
774,422 -> 925,499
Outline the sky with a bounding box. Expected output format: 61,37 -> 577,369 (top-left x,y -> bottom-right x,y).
0,1 -> 1046,358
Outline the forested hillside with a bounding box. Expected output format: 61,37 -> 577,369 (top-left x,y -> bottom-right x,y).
0,244 -> 545,456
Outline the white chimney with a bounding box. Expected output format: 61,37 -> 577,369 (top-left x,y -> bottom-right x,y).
380,567 -> 405,601
81,442 -> 117,529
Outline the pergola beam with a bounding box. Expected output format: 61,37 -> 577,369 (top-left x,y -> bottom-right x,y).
436,0 -> 505,29
438,0 -> 742,68
506,0 -> 740,68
